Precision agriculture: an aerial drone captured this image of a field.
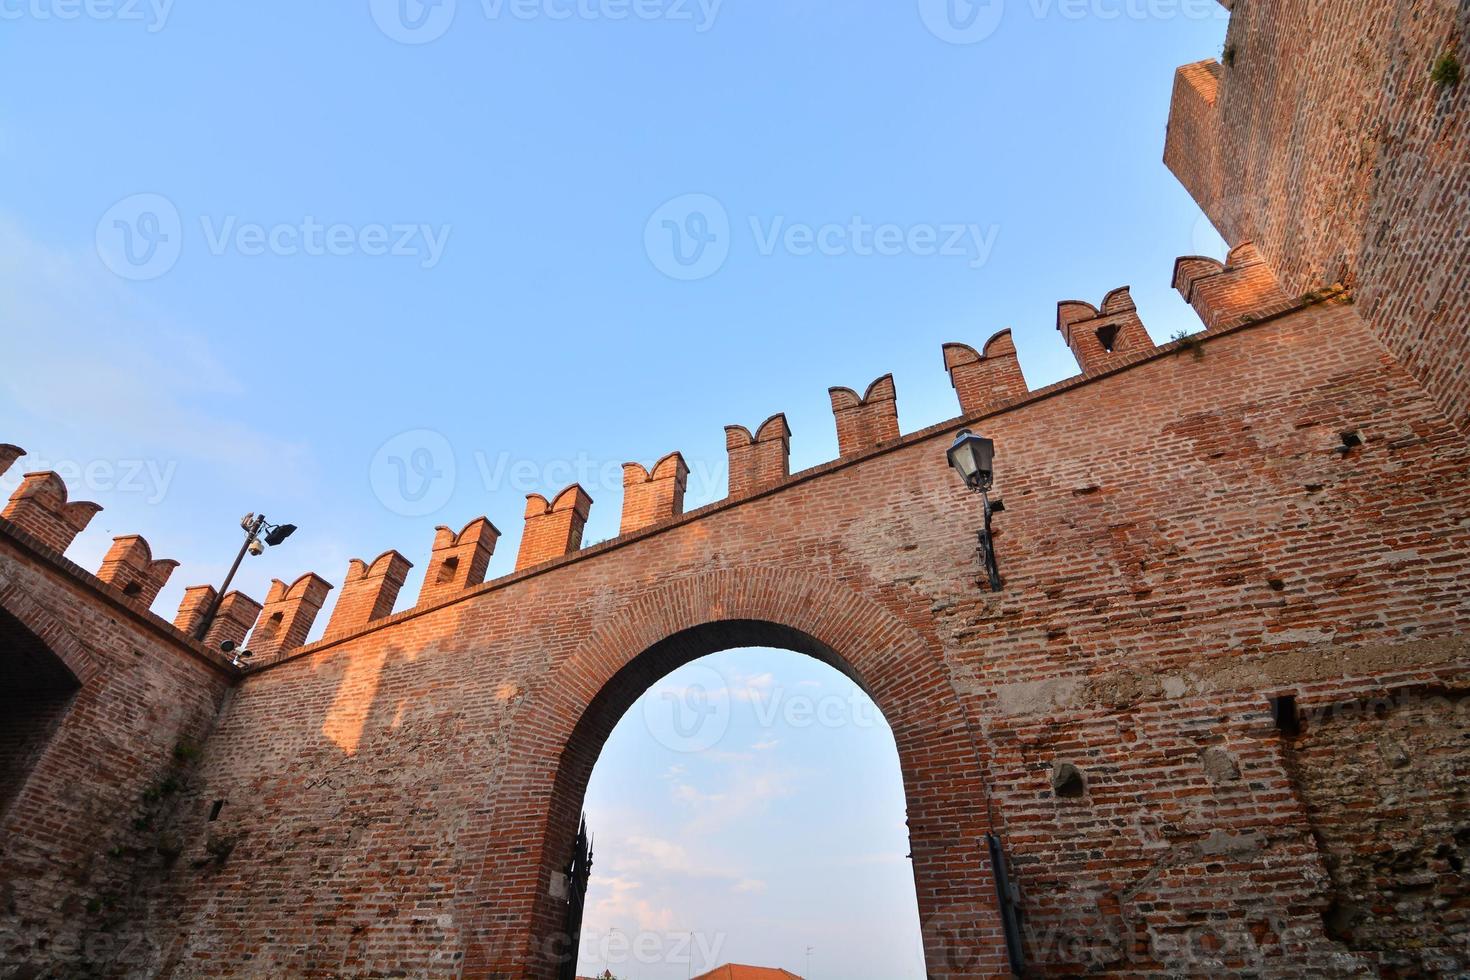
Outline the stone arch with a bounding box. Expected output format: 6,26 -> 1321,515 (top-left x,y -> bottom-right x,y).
462,567 -> 1008,978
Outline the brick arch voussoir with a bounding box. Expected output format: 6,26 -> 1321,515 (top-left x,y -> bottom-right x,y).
0,581 -> 101,686
464,565 -> 998,978
513,568 -> 974,764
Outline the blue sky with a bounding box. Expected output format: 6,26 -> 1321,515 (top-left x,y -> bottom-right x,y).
582,649 -> 921,978
2,2 -> 1226,976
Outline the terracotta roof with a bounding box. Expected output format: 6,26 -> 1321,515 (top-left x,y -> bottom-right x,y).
690,965 -> 804,980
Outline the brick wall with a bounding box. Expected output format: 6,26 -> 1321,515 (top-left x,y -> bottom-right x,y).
1165,0 -> 1470,432
96,297 -> 1470,978
0,524 -> 236,976
3,6 -> 1468,968
1285,683 -> 1470,975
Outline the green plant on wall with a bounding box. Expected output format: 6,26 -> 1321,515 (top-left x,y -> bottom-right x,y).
1170,329 -> 1206,360
1430,51 -> 1461,87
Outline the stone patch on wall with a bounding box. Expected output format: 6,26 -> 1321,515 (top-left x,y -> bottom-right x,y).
990,634 -> 1470,717
1286,685 -> 1470,975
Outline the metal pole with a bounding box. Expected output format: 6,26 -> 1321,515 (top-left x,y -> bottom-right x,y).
194,515 -> 264,642
978,491 -> 1003,592
986,833 -> 1025,976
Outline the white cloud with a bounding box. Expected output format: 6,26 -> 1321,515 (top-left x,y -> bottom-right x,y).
673,783 -> 726,806
588,875 -> 676,932
729,670 -> 776,703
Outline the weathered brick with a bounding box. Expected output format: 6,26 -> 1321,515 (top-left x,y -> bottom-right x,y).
3,4 -> 1470,976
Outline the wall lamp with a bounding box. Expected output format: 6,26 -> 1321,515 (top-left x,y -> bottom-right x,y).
947,429 -> 1003,592
192,512 -> 298,643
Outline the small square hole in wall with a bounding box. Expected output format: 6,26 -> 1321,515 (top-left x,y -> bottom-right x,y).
1337,431 -> 1363,454
1270,694 -> 1300,736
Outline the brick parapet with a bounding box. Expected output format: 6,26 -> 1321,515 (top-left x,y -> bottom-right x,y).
247,294 -> 1322,675
0,516 -> 238,677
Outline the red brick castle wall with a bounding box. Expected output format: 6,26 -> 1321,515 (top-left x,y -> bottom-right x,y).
2,2 -> 1468,976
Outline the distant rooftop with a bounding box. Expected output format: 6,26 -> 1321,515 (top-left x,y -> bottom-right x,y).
691,965 -> 805,980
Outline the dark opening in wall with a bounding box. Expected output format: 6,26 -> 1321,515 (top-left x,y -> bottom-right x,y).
1270,693 -> 1300,736
1096,323 -> 1121,353
258,611 -> 284,642
208,799 -> 224,821
0,608 -> 81,817
436,556 -> 459,584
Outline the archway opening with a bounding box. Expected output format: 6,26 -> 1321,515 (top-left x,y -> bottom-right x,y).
526,619 -> 930,979
485,595 -> 1008,980
0,607 -> 80,816
574,644 -> 926,979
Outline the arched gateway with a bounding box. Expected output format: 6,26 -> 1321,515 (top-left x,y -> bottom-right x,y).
464,569 -> 1008,977
7,128 -> 1470,973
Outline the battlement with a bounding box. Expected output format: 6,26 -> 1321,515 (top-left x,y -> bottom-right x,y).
0,244 -> 1312,664
325,550 -> 413,641
420,517 -> 500,606
98,535 -> 179,608
2,471 -> 103,555
517,485 -> 594,571
1163,59 -> 1225,239
1173,242 -> 1292,329
249,573 -> 334,660
725,414 -> 791,497
172,586 -> 262,651
621,452 -> 689,534
0,444 -> 22,479
829,375 -> 900,457
943,330 -> 1028,417
1056,286 -> 1155,373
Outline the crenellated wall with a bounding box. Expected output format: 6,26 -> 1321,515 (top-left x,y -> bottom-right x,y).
325,550 -> 413,641
620,453 -> 688,534
2,10 -> 1468,971
120,292 -> 1467,978
0,508 -> 237,975
829,375 -> 900,457
4,233 -> 1465,976
943,330 -> 1028,417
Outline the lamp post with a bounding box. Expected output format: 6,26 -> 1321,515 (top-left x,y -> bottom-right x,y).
946,429 -> 1003,592
193,512 -> 297,643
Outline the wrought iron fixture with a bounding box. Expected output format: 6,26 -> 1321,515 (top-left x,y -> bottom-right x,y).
947,429 -> 1003,591
193,512 -> 297,643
